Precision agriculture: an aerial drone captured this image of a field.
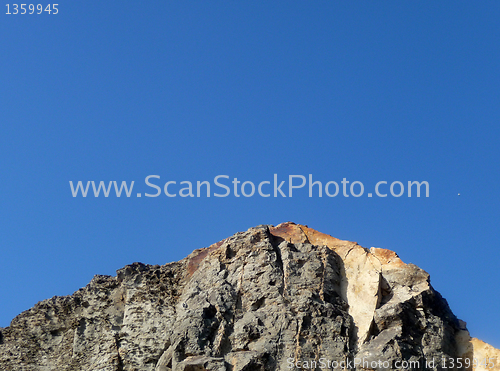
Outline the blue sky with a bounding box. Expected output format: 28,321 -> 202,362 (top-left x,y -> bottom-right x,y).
1,1 -> 499,347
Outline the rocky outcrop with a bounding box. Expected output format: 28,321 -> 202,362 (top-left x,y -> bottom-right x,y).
0,222 -> 497,370
470,338 -> 500,371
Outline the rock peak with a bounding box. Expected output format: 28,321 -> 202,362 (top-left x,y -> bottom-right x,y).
0,223 -> 498,370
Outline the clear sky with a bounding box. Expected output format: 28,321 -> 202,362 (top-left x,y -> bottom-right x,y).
1,1 -> 499,348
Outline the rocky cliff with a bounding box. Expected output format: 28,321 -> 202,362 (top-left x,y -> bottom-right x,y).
0,222 -> 498,371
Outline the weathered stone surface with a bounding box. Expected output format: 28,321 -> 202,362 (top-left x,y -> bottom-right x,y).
470,338 -> 500,371
0,222 -> 497,370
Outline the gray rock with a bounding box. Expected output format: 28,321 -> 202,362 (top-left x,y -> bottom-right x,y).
0,223 -> 495,370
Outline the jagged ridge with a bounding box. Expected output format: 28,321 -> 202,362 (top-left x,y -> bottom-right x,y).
0,222 -> 498,371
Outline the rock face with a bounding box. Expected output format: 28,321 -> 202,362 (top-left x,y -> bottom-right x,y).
0,222 -> 498,370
